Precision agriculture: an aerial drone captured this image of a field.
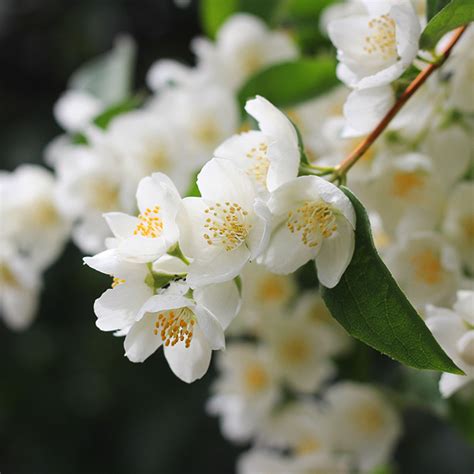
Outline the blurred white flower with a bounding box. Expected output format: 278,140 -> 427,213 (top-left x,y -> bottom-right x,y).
207,342 -> 280,442
325,382 -> 401,471
0,241 -> 41,331
328,0 -> 420,89
385,232 -> 460,310
259,176 -> 356,288
442,181 -> 474,274
214,96 -> 300,193
0,165 -> 69,271
426,291 -> 474,397
178,158 -> 271,287
104,173 -> 181,263
192,14 -> 298,90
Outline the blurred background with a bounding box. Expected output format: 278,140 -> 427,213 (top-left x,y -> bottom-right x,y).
0,1 -> 473,473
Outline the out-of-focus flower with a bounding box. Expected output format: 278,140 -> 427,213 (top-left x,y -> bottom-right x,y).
208,342 -> 280,442
192,14 -> 298,90
442,181 -> 474,274
104,173 -> 181,263
178,158 -> 271,287
0,241 -> 41,331
385,232 -> 460,310
259,176 -> 356,288
325,382 -> 401,471
426,291 -> 474,397
0,165 -> 69,270
214,96 -> 300,193
328,0 -> 421,89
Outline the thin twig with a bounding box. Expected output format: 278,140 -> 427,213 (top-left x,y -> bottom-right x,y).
335,25 -> 468,179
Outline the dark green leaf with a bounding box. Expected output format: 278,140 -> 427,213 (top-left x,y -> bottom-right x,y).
93,95 -> 144,129
420,0 -> 474,50
238,57 -> 338,110
321,187 -> 463,374
199,0 -> 239,39
427,0 -> 451,21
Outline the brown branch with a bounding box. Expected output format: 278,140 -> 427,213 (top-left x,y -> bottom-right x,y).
336,25 -> 468,178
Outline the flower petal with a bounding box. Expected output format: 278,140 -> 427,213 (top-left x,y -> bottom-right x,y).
124,314 -> 164,362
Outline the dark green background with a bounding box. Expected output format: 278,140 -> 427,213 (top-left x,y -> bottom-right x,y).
0,1 -> 473,473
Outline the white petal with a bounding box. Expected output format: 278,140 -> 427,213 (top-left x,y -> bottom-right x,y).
247,199 -> 272,259
136,172 -> 181,215
103,212 -> 138,239
194,306 -> 225,350
194,280 -> 241,330
83,248 -> 146,280
124,314 -> 163,362
136,293 -> 191,321
315,216 -> 355,288
439,373 -> 470,398
117,234 -> 170,263
164,325 -> 212,383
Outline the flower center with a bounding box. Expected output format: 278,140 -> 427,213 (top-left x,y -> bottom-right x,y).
364,14 -> 398,60
133,206 -> 164,238
352,404 -> 384,434
287,201 -> 337,248
245,142 -> 270,185
0,263 -> 18,287
203,202 -> 251,251
280,336 -> 311,365
86,178 -> 119,211
241,49 -> 264,75
258,275 -> 291,304
31,200 -> 60,227
111,277 -> 125,288
243,364 -> 269,393
154,307 -> 196,348
462,216 -> 474,240
144,147 -> 170,173
410,250 -> 442,285
193,119 -> 220,146
391,171 -> 425,199
296,437 -> 321,456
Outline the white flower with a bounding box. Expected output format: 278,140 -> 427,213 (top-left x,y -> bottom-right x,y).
125,279 -> 240,383
0,240 -> 41,331
53,90 -> 103,132
342,85 -> 395,137
192,13 -> 297,90
257,400 -> 335,456
104,172 -> 181,263
328,0 -> 421,89
214,96 -> 300,193
0,165 -> 69,271
207,342 -> 280,442
178,158 -> 271,287
426,291 -> 474,397
260,309 -> 337,393
228,261 -> 297,336
259,176 -> 356,288
325,382 -> 401,471
366,153 -> 445,234
384,232 -> 460,310
53,142 -> 125,254
442,182 -> 474,274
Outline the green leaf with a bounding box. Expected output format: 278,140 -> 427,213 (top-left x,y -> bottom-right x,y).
238,57 -> 338,110
185,170 -> 201,197
92,95 -> 144,130
427,0 -> 451,21
321,187 -> 463,374
420,0 -> 474,50
199,0 -> 239,39
69,35 -> 136,104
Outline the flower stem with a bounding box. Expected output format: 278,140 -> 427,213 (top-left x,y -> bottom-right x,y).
334,26 -> 468,180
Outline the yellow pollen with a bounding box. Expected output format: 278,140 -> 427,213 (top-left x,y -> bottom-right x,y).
0,263 -> 19,287
245,142 -> 270,185
296,437 -> 321,455
364,14 -> 398,60
287,201 -> 337,247
280,337 -> 311,364
203,202 -> 251,251
111,277 -> 125,288
133,206 -> 164,238
410,250 -> 442,285
391,171 -> 425,199
193,119 -> 220,146
462,216 -> 474,239
154,307 -> 196,348
258,275 -> 289,303
243,364 -> 269,393
352,404 -> 384,434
